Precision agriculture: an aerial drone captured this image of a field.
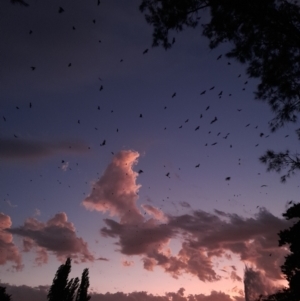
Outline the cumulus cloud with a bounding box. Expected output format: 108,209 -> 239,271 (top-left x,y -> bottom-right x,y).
82,150 -> 143,224
167,208 -> 290,281
4,283 -> 49,301
2,283 -> 243,301
101,218 -> 173,256
83,150 -> 290,285
0,213 -> 22,270
8,212 -> 94,264
100,207 -> 290,282
244,266 -> 277,301
141,204 -> 167,221
122,259 -> 134,267
0,137 -> 88,160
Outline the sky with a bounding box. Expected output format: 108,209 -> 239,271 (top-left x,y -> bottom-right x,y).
1,1 -> 300,301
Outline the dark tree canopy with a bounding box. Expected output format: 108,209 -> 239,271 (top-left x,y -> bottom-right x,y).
0,286 -> 11,301
66,277 -> 80,301
261,203 -> 300,301
47,258 -> 91,301
278,203 -> 300,299
76,268 -> 91,301
47,257 -> 72,301
140,0 -> 300,181
259,150 -> 300,182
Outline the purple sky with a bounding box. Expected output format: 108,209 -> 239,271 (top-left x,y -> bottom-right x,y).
1,1 -> 299,301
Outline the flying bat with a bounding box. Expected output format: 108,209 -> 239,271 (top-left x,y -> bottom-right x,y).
210,117 -> 217,124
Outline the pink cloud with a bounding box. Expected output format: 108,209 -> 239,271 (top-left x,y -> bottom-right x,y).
230,271 -> 242,282
122,259 -> 134,267
100,207 -> 290,283
0,212 -> 22,270
8,212 -> 94,264
3,284 -> 243,301
101,218 -> 173,255
82,150 -> 290,287
142,204 -> 167,221
82,150 -> 143,224
244,266 -> 278,301
189,291 -> 243,301
168,208 -> 290,280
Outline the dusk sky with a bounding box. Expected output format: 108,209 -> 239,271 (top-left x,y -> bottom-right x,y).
1,1 -> 299,301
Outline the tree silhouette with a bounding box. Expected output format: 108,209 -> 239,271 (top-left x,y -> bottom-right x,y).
139,0 -> 300,180
0,286 -> 11,301
76,268 -> 91,301
47,257 -> 72,301
261,202 -> 300,301
48,258 -> 91,301
66,277 -> 80,301
259,150 -> 300,182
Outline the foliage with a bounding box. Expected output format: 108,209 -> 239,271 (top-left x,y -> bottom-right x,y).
76,268 -> 91,301
47,258 -> 91,301
47,257 -> 72,301
259,150 -> 300,182
0,286 -> 11,301
140,0 -> 300,180
261,203 -> 300,301
66,277 -> 80,301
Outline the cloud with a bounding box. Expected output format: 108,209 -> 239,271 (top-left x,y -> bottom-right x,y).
4,199 -> 17,208
8,212 -> 94,264
141,204 -> 167,221
3,283 -> 49,301
101,218 -> 173,256
82,150 -> 143,224
2,283 -> 243,301
166,289 -> 243,301
244,266 -> 278,301
179,202 -> 191,208
122,259 -> 134,267
97,257 -> 109,261
83,150 -> 291,284
90,289 -> 244,301
0,213 -> 22,270
61,161 -> 69,171
100,207 -> 290,282
33,209 -> 41,217
167,208 -> 290,281
230,271 -> 242,282
0,137 -> 88,160
101,218 -> 218,281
